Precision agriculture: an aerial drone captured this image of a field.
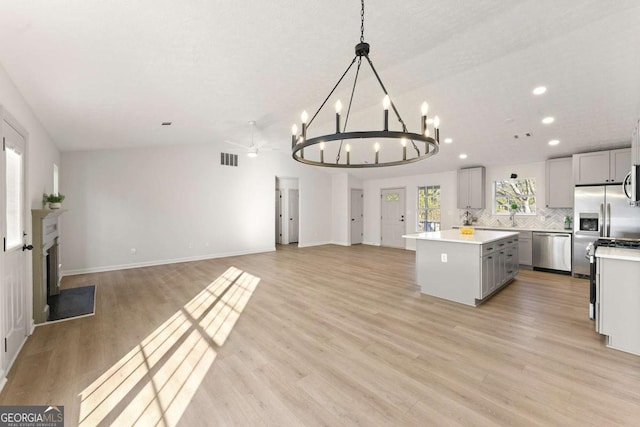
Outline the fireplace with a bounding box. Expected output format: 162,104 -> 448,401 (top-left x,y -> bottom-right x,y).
31,209 -> 64,324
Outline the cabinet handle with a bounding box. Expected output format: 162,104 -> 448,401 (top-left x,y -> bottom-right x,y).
488,256 -> 493,259
500,251 -> 505,254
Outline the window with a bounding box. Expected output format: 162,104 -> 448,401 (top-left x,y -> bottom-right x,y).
6,146 -> 23,249
494,178 -> 536,214
417,185 -> 441,231
53,163 -> 59,195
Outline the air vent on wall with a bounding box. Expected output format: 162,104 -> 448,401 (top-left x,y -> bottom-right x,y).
220,153 -> 238,167
513,132 -> 532,139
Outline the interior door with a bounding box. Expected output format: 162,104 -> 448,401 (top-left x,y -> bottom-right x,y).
350,189 -> 363,245
275,189 -> 282,244
288,189 -> 299,244
2,120 -> 28,372
380,188 -> 405,248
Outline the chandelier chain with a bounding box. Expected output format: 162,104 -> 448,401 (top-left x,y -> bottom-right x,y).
307,56 -> 357,129
362,55 -> 421,156
360,0 -> 365,43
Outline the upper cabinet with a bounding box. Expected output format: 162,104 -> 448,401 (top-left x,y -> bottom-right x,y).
546,157 -> 573,208
573,148 -> 631,185
458,167 -> 485,209
610,148 -> 632,183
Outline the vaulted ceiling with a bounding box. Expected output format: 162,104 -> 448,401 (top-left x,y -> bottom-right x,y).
1,0 -> 639,179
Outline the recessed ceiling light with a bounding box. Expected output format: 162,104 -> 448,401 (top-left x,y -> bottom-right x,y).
548,139 -> 560,146
459,153 -> 468,159
444,138 -> 453,144
542,116 -> 555,124
533,86 -> 547,95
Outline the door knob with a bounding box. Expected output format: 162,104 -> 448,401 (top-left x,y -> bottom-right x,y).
351,218 -> 355,221
22,244 -> 34,251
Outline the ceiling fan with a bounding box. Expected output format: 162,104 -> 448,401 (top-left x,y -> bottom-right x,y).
224,121 -> 275,158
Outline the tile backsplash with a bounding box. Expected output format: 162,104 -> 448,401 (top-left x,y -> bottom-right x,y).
459,207 -> 574,230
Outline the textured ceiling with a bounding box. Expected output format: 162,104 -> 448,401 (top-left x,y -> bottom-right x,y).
1,0 -> 639,179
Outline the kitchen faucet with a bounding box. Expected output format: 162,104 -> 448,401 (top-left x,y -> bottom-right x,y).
509,210 -> 517,227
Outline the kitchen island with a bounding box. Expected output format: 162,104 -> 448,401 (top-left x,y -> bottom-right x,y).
404,229 -> 519,306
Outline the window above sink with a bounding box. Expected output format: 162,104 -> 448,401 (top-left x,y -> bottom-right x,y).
494,178 -> 537,216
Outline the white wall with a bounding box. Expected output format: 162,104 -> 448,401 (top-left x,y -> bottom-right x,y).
298,170 -> 333,247
331,173 -> 363,246
331,173 -> 349,245
0,64 -> 61,210
363,170 -> 458,250
61,146 -> 332,274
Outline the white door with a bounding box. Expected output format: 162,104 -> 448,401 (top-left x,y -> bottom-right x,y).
275,189 -> 282,244
2,120 -> 28,373
288,189 -> 299,244
380,188 -> 405,248
350,189 -> 363,245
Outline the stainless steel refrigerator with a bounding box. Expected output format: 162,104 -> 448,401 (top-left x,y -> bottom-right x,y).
573,185 -> 640,276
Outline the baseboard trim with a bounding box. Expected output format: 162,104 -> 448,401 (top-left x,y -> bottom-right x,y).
2,335 -> 28,385
297,241 -> 333,248
363,241 -> 381,246
29,319 -> 35,335
330,241 -> 351,247
61,247 -> 276,276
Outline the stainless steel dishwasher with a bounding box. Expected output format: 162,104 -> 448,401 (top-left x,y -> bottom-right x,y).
532,232 -> 572,273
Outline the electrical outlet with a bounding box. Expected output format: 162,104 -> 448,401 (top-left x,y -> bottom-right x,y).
441,253 -> 448,263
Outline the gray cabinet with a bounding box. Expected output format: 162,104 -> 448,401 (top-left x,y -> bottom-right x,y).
518,231 -> 532,266
597,255 -> 640,355
481,253 -> 495,298
458,167 -> 485,209
573,148 -> 631,185
545,157 -> 573,208
610,148 -> 632,183
479,235 -> 519,299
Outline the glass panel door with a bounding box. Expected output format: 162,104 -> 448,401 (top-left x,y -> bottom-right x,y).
5,145 -> 23,250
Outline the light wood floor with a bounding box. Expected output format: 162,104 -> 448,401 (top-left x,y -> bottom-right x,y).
2,244 -> 639,426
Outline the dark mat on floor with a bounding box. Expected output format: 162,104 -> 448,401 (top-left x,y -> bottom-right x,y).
48,285 -> 95,321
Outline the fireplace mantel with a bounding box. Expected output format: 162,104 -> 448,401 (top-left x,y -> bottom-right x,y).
31,209 -> 66,324
31,209 -> 66,221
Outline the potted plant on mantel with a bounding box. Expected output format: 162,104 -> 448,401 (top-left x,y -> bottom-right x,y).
43,193 -> 65,209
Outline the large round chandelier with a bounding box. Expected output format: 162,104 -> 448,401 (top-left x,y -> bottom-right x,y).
291,0 -> 441,168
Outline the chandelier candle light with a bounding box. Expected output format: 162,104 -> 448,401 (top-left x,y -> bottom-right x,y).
290,0 -> 441,168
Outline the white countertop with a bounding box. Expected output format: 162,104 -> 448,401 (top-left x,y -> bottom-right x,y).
596,247 -> 640,262
453,225 -> 573,234
403,229 -> 519,245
